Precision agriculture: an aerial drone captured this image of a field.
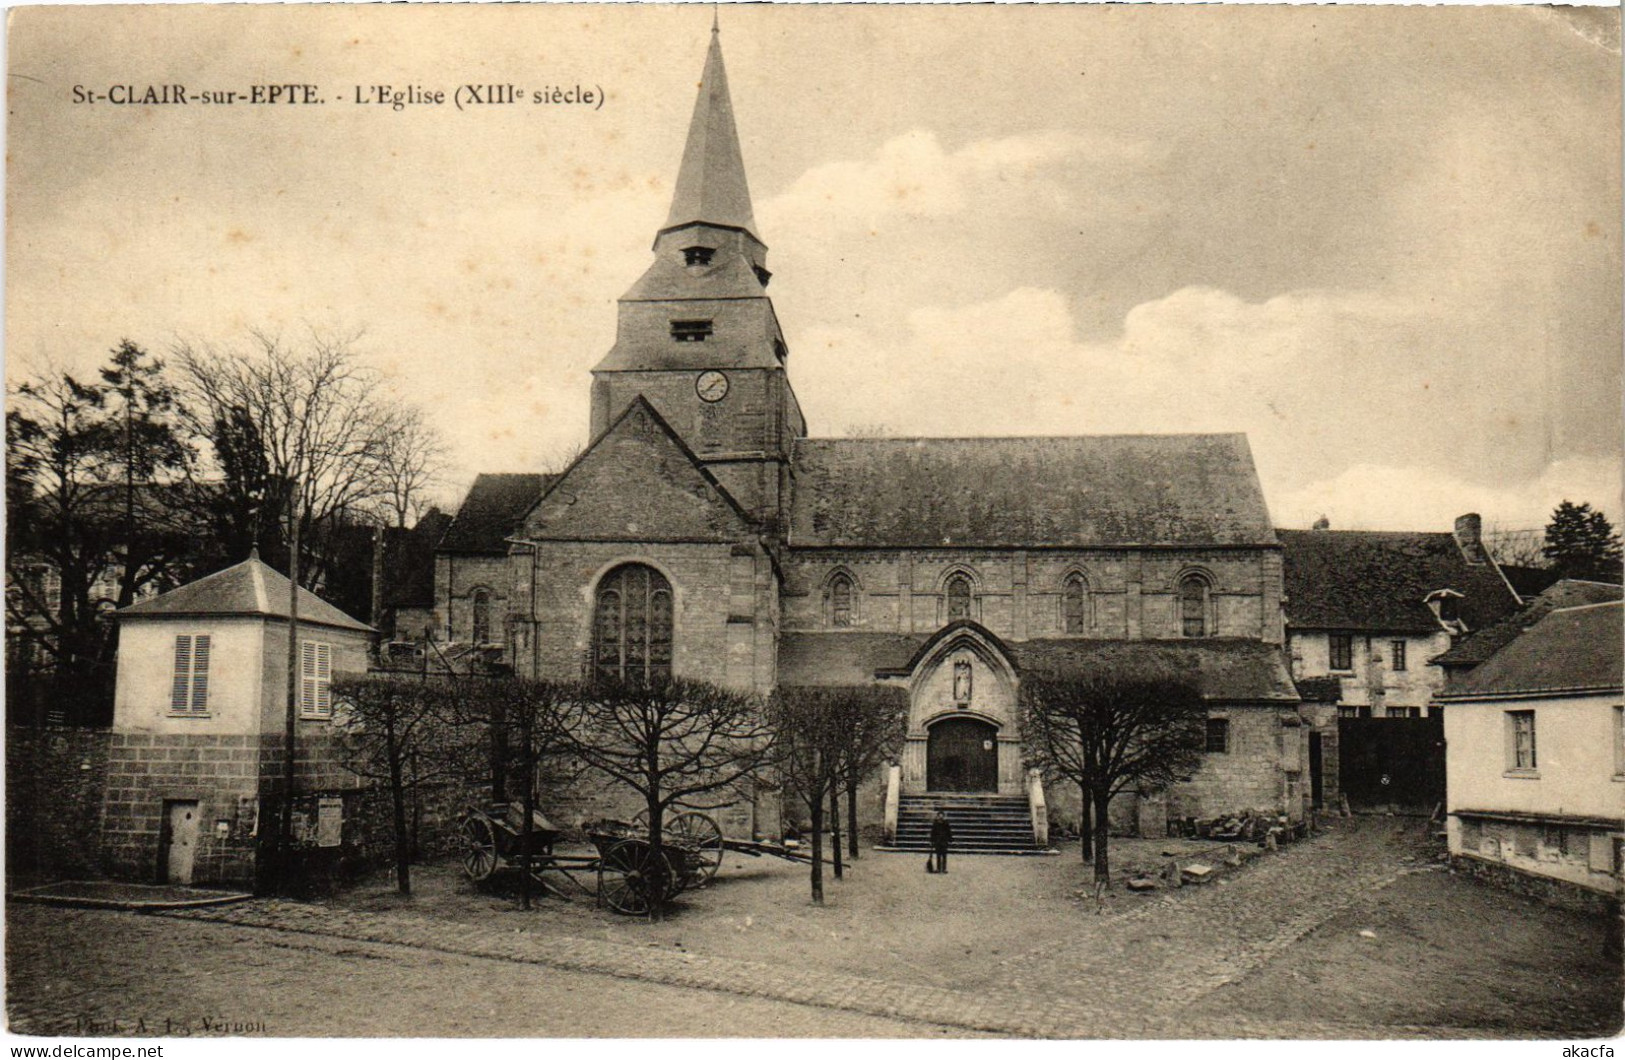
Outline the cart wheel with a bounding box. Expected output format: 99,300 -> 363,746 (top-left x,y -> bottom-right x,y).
668,810 -> 725,886
598,839 -> 672,916
461,816 -> 499,883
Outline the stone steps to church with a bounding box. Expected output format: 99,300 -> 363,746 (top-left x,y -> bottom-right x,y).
892,793 -> 1044,853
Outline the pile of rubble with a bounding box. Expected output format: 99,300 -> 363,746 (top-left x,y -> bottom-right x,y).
1117,814 -> 1314,895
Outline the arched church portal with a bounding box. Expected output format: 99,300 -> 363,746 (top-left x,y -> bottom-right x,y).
926,716 -> 1000,793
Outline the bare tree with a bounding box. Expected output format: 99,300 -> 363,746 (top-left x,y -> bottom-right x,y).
333,673 -> 472,895
374,402 -> 449,529
770,687 -> 848,903
174,329 -> 394,588
1020,658 -> 1207,888
834,686 -> 908,860
559,677 -> 776,905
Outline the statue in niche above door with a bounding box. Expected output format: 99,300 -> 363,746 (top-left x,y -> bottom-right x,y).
953,658 -> 972,705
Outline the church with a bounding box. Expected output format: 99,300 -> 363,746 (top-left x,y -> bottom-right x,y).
435,26 -> 1303,844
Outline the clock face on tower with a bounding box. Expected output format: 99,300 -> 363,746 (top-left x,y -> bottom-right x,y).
696,370 -> 730,403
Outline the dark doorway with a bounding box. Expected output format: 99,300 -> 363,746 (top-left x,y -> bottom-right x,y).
1309,732 -> 1325,809
927,717 -> 998,792
1337,715 -> 1444,814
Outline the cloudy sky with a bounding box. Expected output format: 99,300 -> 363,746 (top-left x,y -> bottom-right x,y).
8,4 -> 1620,532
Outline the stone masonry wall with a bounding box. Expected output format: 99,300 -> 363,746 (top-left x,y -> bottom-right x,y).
6,725 -> 110,883
102,732 -> 264,887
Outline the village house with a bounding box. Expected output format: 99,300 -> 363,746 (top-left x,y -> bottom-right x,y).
1438,598 -> 1624,912
105,553 -> 371,886
1278,515 -> 1522,813
436,26 -> 1305,846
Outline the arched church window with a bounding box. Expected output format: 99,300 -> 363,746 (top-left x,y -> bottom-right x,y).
946,573 -> 973,622
1063,574 -> 1091,634
830,573 -> 854,628
471,589 -> 491,644
1179,574 -> 1209,638
594,564 -> 674,685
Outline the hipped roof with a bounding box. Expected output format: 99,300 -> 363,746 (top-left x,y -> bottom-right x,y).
1441,601 -> 1622,699
118,555 -> 371,632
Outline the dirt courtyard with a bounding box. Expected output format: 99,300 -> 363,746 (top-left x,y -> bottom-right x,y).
320,816 -> 1621,1035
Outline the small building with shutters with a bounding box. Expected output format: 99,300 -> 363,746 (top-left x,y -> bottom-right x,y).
106,553 -> 371,887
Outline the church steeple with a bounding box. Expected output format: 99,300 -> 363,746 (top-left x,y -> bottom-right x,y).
662,22 -> 759,243
587,22 -> 805,535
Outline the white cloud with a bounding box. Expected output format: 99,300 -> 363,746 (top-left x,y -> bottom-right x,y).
758,128 -> 1148,238
1275,457 -> 1623,533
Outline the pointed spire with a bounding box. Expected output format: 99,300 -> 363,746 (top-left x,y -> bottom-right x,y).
663,25 -> 759,241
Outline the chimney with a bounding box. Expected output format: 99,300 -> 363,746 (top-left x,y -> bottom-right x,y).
1453,512 -> 1484,564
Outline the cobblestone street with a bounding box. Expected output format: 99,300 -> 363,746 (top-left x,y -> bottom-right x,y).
7,818 -> 1619,1038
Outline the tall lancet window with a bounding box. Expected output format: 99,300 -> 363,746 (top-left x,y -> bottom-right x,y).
830,573 -> 854,628
1063,574 -> 1090,634
594,564 -> 674,685
946,573 -> 973,622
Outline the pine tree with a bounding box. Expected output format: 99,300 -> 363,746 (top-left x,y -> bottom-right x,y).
1543,501 -> 1624,583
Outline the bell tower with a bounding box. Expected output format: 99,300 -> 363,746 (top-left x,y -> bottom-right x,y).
588,23 -> 805,534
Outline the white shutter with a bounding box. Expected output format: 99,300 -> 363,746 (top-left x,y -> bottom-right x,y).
301,641 -> 317,716
189,634 -> 211,712
316,642 -> 332,717
170,635 -> 193,712
301,641 -> 333,718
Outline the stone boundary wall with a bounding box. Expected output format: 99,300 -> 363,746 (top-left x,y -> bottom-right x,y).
5,726 -> 110,883
1450,851 -> 1620,917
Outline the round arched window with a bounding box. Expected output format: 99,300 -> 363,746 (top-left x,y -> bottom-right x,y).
1179,575 -> 1209,638
593,564 -> 674,685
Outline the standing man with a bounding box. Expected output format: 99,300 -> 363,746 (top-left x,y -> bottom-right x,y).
930,809 -> 952,875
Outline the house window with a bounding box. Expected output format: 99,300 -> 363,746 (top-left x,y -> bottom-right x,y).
1507,709 -> 1537,771
1329,634 -> 1354,671
471,588 -> 491,644
1391,640 -> 1407,671
1388,706 -> 1422,719
1179,575 -> 1209,638
300,641 -> 333,719
169,633 -> 212,714
593,563 -> 674,685
671,319 -> 713,342
946,573 -> 973,622
682,246 -> 714,266
829,573 -> 854,628
1062,574 -> 1090,634
1205,717 -> 1230,753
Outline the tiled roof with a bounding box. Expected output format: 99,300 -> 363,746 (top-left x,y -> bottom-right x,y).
438,473 -> 555,554
777,631 -> 1297,702
778,632 -> 928,687
1499,564 -> 1563,601
118,555 -> 371,632
1432,579 -> 1624,668
1442,601 -> 1622,698
1013,639 -> 1299,703
789,434 -> 1277,549
1279,530 -> 1519,634
1294,676 -> 1344,703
